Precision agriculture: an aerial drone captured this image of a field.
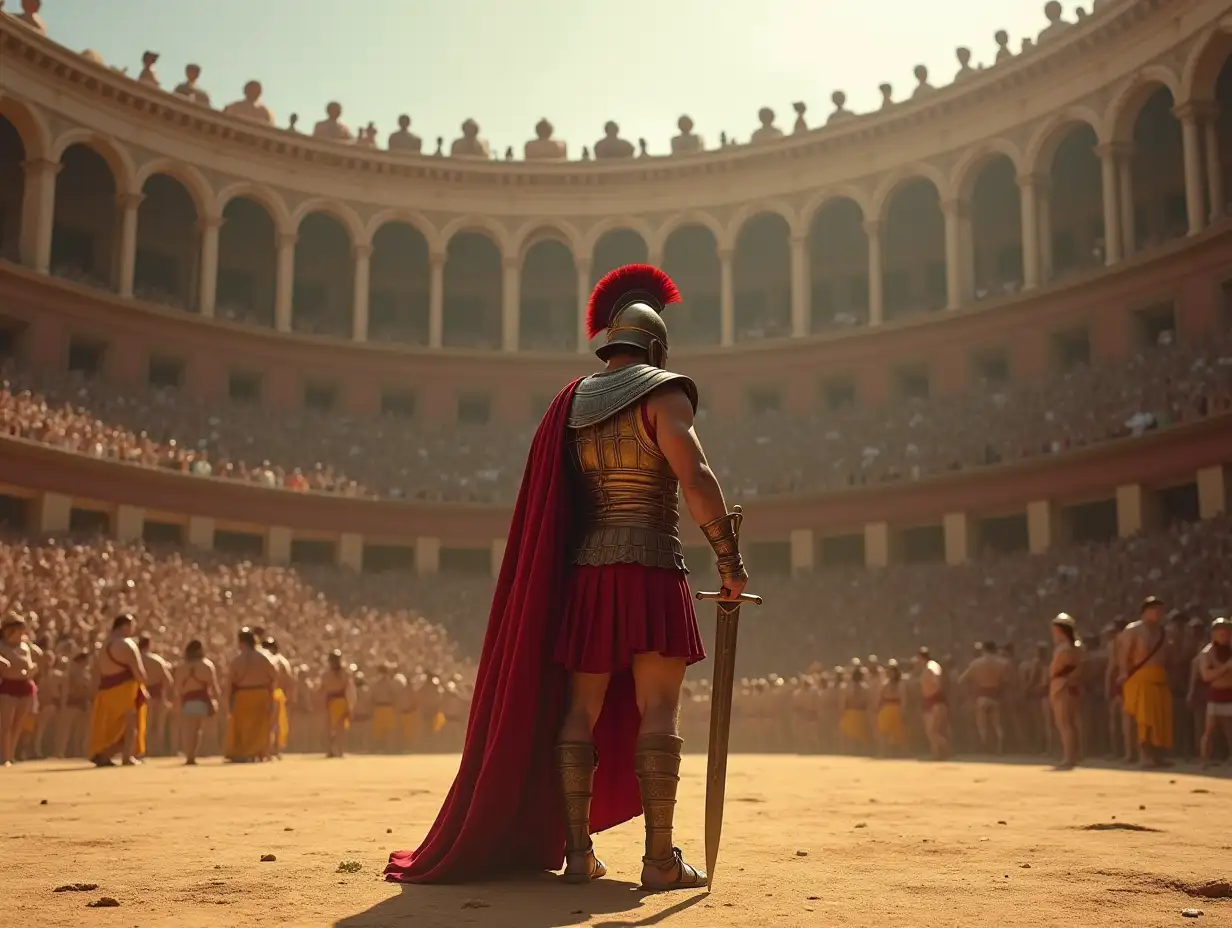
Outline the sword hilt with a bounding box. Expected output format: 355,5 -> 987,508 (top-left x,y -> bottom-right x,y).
695,591 -> 762,604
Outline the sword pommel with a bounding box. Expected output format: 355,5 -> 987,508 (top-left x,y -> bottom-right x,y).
694,591 -> 763,605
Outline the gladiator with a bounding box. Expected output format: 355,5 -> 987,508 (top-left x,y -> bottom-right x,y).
264,638 -> 294,759
959,641 -> 1011,754
173,639 -> 219,765
223,628 -> 277,763
385,264 -> 749,889
87,614 -> 148,767
0,614 -> 40,766
1048,614 -> 1083,769
56,651 -> 92,758
320,650 -> 355,758
1196,617 -> 1232,768
914,648 -> 951,759
1119,596 -> 1173,767
137,636 -> 173,757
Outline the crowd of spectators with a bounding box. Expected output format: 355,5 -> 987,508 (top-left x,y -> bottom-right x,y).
2,327 -> 1229,503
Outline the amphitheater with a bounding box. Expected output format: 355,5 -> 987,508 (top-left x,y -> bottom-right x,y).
2,2 -> 1232,927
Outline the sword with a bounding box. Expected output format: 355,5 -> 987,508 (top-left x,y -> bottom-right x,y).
694,505 -> 762,892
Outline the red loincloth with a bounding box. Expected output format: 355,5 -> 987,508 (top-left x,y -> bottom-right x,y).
384,379 -> 642,884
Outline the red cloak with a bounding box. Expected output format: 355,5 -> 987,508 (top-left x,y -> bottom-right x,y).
385,379 -> 643,883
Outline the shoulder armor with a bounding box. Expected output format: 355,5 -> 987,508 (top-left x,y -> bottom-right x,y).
567,364 -> 698,429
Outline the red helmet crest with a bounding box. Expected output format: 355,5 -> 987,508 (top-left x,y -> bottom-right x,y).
585,264 -> 681,340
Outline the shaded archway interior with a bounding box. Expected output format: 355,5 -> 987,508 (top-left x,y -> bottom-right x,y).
969,156 -> 1023,298
370,222 -> 429,345
519,236 -> 577,351
733,212 -> 791,341
135,174 -> 199,310
1128,87 -> 1186,250
443,231 -> 501,349
0,116 -> 25,262
1047,124 -> 1102,277
807,198 -> 867,332
882,179 -> 945,321
51,144 -> 118,289
293,212 -> 354,338
217,196 -> 276,327
661,224 -> 720,346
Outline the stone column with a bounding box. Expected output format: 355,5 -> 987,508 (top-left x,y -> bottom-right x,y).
943,512 -> 973,565
114,505 -> 145,543
1096,144 -> 1122,265
266,526 -> 292,565
351,243 -> 372,342
116,192 -> 144,297
1177,104 -> 1206,235
718,247 -> 735,347
338,533 -> 363,571
1026,500 -> 1055,555
428,251 -> 445,348
863,521 -> 891,568
789,528 -> 815,577
1037,182 -> 1053,283
864,220 -> 883,326
501,256 -> 520,352
789,235 -> 810,337
1196,464 -> 1229,519
575,257 -> 592,354
647,245 -> 664,268
1017,174 -> 1040,289
941,198 -> 965,309
197,216 -> 222,318
275,233 -> 297,333
1204,115 -> 1225,223
1117,154 -> 1135,258
19,158 -> 60,273
415,536 -> 441,575
36,492 -> 72,534
490,538 -> 507,579
186,516 -> 215,551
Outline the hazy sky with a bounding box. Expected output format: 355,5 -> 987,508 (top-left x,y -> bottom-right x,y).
44,0 -> 1068,156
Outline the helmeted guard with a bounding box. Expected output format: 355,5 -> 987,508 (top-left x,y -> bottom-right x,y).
385,266 -> 749,889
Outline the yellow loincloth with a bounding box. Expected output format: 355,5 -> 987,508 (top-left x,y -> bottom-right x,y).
225,687 -> 273,760
432,710 -> 447,734
876,703 -> 907,746
271,688 -> 290,751
87,678 -> 147,759
372,705 -> 398,744
327,695 -> 351,732
839,708 -> 868,744
1123,664 -> 1172,750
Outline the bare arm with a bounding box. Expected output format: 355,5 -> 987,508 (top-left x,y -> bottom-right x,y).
124,640 -> 148,685
646,387 -> 729,527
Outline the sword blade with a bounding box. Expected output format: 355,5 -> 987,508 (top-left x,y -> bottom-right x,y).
704,602 -> 741,890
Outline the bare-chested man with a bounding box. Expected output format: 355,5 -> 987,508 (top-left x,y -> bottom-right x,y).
914,648 -> 951,759
28,638 -> 61,759
224,628 -> 277,763
174,639 -> 219,765
1106,620 -> 1135,762
56,651 -> 92,758
1048,614 -> 1083,769
320,650 -> 355,759
959,641 -> 1011,754
88,614 -> 148,767
1119,596 -> 1172,768
137,636 -> 173,758
0,614 -> 40,766
264,638 -> 294,760
1196,617 -> 1232,768
1021,642 -> 1051,754
370,663 -> 404,753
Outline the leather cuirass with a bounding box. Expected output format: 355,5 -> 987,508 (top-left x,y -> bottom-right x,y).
566,365 -> 698,571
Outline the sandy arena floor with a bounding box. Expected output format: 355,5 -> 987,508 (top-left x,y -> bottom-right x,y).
4,754 -> 1230,927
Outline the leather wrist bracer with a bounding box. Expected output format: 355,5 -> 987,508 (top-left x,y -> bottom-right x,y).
700,512 -> 745,583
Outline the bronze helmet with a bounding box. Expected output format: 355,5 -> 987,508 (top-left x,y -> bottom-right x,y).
586,264 -> 681,370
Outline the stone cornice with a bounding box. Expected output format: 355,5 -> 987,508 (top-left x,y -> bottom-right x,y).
0,0 -> 1170,193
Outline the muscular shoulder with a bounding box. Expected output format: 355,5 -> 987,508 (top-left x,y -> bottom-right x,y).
1124,620 -> 1145,634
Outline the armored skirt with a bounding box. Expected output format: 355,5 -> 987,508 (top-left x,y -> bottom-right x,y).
554,563 -> 706,674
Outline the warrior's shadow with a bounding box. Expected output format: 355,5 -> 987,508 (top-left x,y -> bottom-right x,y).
335,874 -> 705,928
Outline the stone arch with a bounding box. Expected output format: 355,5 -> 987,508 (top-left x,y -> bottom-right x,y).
806,194 -> 869,331
732,210 -> 793,341
728,199 -> 800,243
652,210 -> 728,254
134,172 -> 201,310
1106,67 -> 1184,144
1180,23 -> 1232,103
660,222 -> 722,346
365,208 -> 441,253
216,182 -> 294,236
133,159 -> 214,221
950,138 -> 1026,200
519,236 -> 578,351
511,218 -> 584,263
582,216 -> 654,255
871,163 -> 952,221
1023,105 -> 1106,176
293,210 -> 356,338
369,218 -> 431,345
0,95 -> 52,162
49,129 -> 136,195
291,198 -> 365,247
801,186 -> 872,229
439,215 -> 512,256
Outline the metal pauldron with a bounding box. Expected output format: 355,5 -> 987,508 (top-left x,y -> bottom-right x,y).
699,512 -> 745,583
